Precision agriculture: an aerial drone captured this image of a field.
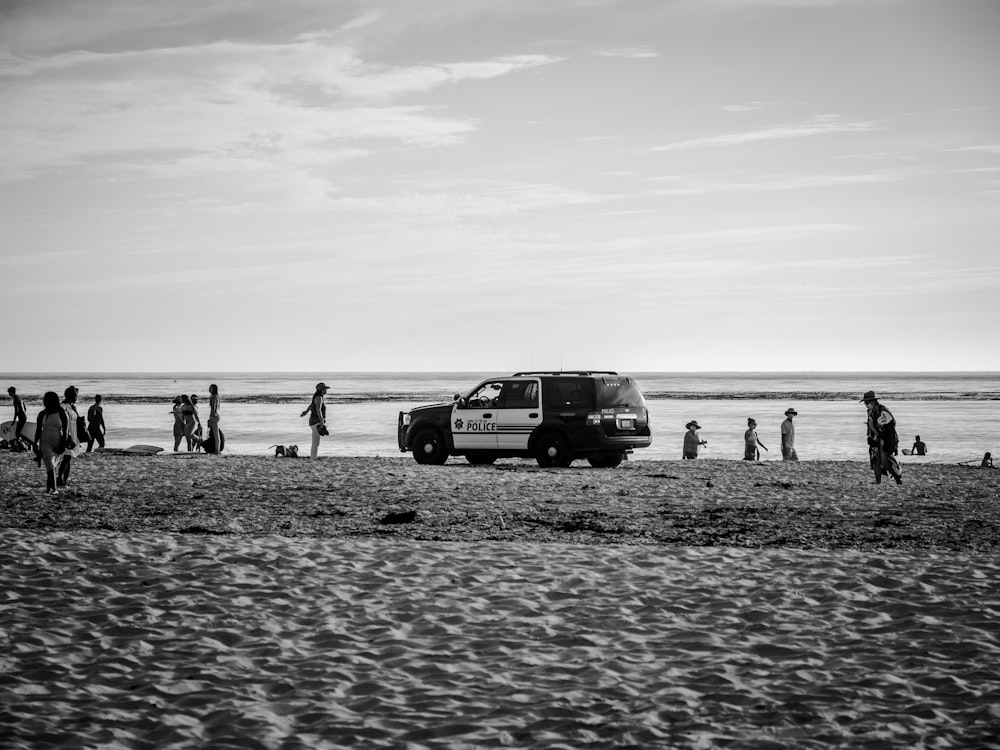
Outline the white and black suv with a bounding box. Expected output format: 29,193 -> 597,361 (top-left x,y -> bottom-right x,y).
397,371 -> 652,468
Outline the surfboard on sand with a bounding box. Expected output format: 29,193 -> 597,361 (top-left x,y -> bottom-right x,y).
1,420 -> 26,441
100,445 -> 164,456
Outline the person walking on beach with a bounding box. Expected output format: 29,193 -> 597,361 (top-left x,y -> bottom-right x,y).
910,435 -> 927,456
86,395 -> 106,452
744,418 -> 768,461
171,396 -> 184,452
34,391 -> 68,495
58,386 -> 83,487
206,384 -> 222,454
781,408 -> 798,461
682,421 -> 706,459
7,386 -> 31,451
861,390 -> 902,485
302,382 -> 329,459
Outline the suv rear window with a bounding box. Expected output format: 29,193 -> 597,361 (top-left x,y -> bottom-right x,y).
544,378 -> 595,409
595,377 -> 645,408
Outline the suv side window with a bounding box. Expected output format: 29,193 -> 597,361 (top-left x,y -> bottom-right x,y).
544,378 -> 595,409
500,380 -> 538,409
461,381 -> 503,409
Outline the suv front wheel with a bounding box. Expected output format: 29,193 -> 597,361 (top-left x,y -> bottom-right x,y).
534,430 -> 573,468
412,426 -> 448,465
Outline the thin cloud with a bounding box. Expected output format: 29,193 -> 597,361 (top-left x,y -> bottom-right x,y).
649,171 -> 900,196
650,115 -> 878,152
593,47 -> 659,59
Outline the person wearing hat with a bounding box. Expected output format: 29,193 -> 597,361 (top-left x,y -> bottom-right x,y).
781,408 -> 798,461
303,382 -> 330,459
682,420 -> 707,459
861,391 -> 902,485
744,418 -> 768,461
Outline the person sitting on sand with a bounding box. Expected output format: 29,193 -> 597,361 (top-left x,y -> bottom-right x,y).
911,436 -> 927,456
861,391 -> 902,485
744,418 -> 767,461
682,421 -> 706,459
983,452 -> 993,468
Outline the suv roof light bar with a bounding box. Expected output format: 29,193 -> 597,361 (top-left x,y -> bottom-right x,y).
511,371 -> 619,377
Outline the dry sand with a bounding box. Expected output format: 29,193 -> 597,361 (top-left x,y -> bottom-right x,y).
2,453 -> 1000,748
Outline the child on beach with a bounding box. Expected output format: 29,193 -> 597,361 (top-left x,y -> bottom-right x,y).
744,418 -> 768,461
682,421 -> 706,459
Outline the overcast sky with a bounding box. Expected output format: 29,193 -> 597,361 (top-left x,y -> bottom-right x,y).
2,0 -> 998,373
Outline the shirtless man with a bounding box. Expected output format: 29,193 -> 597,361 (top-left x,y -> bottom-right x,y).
7,386 -> 31,450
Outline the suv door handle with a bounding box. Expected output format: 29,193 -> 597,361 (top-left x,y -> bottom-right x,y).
483,413 -> 492,418
529,413 -> 539,418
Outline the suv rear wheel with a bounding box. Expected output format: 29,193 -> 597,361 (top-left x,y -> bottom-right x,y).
412,427 -> 448,465
534,430 -> 572,468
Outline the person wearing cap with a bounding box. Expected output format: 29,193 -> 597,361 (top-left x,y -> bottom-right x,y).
302,382 -> 329,459
744,418 -> 768,461
682,420 -> 706,459
861,391 -> 902,485
781,408 -> 798,461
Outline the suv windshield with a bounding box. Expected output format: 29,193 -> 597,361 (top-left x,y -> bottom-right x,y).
595,378 -> 645,408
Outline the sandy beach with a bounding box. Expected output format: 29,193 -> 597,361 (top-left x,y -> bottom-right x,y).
2,453 -> 1000,747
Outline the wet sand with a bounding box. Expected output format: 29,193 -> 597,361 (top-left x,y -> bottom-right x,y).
2,454 -> 999,747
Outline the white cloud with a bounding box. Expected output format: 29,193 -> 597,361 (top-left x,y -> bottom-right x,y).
0,39 -> 562,183
650,115 -> 878,152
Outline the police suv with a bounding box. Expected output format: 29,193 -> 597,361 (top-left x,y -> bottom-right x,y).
397,371 -> 652,467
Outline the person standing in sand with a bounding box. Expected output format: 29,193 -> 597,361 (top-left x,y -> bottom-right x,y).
86,395 -> 106,452
781,408 -> 798,461
862,390 -> 902,485
744,418 -> 767,461
7,386 -> 31,451
682,421 -> 706,459
34,391 -> 68,495
190,394 -> 203,452
171,396 -> 184,452
58,386 -> 82,487
302,382 -> 329,460
180,395 -> 198,451
206,384 -> 222,455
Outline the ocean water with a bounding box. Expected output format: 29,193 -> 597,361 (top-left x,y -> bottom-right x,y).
1,372 -> 997,464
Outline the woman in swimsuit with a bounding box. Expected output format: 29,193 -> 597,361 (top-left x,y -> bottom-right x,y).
34,391 -> 68,495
